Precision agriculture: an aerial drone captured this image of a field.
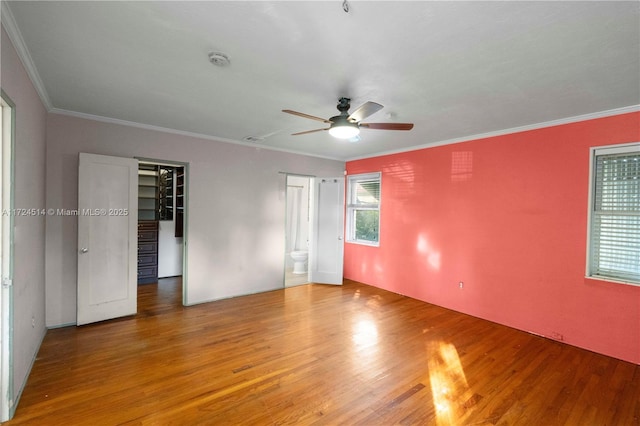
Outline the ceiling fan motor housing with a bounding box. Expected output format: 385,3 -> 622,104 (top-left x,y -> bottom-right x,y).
330,115 -> 356,126
337,97 -> 351,114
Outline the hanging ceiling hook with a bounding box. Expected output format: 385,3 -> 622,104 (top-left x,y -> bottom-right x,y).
342,0 -> 350,13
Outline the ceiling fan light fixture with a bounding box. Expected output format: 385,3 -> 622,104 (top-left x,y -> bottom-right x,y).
329,116 -> 360,139
329,124 -> 360,139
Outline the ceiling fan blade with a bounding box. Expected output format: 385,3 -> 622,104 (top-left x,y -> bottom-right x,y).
291,128 -> 330,136
348,101 -> 383,123
283,109 -> 331,124
360,123 -> 414,131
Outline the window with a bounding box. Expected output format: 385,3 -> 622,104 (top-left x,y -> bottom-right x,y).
587,143 -> 640,285
346,172 -> 381,246
158,166 -> 175,221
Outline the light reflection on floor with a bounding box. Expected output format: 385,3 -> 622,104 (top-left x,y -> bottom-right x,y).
352,318 -> 379,348
427,340 -> 470,425
349,311 -> 382,383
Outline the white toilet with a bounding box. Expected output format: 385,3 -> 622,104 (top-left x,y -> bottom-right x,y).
290,250 -> 308,274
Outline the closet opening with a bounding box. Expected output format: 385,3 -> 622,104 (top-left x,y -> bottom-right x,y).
137,160 -> 187,305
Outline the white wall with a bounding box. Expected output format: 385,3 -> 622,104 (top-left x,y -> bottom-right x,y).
1,25 -> 48,410
45,114 -> 344,326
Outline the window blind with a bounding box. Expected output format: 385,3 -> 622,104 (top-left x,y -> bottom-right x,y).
353,179 -> 380,206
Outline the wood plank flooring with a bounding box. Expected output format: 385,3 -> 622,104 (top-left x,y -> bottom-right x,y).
5,278 -> 639,425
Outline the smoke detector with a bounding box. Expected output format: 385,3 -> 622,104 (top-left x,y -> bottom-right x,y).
208,52 -> 230,67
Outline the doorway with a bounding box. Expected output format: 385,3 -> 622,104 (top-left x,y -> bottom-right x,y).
76,155 -> 188,325
284,175 -> 311,287
137,159 -> 187,303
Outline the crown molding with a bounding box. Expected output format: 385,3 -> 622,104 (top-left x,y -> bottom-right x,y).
1,2 -> 52,110
346,105 -> 640,162
50,104 -> 640,164
49,107 -> 345,162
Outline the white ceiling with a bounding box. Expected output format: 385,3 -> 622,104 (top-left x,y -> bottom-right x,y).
4,1 -> 639,161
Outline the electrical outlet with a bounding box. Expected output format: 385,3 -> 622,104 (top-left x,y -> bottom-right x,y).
550,332 -> 564,341
32,316 -> 35,328
459,281 -> 464,289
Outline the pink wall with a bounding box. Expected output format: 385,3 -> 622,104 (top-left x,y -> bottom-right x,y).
345,112 -> 640,364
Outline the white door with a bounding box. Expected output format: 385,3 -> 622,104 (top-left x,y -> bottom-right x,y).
309,177 -> 345,285
77,153 -> 138,325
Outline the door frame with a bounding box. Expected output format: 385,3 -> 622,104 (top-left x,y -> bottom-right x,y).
0,90 -> 15,421
137,157 -> 189,305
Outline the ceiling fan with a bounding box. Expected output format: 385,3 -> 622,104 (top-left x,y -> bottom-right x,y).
283,97 -> 414,139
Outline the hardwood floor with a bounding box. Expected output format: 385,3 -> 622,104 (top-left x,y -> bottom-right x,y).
5,279 -> 639,425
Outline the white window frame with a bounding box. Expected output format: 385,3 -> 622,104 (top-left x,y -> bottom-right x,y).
346,172 -> 381,247
586,142 -> 640,286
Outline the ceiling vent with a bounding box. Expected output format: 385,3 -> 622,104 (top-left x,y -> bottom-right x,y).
243,136 -> 264,143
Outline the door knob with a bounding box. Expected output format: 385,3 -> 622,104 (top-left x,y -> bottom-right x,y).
80,248 -> 89,254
